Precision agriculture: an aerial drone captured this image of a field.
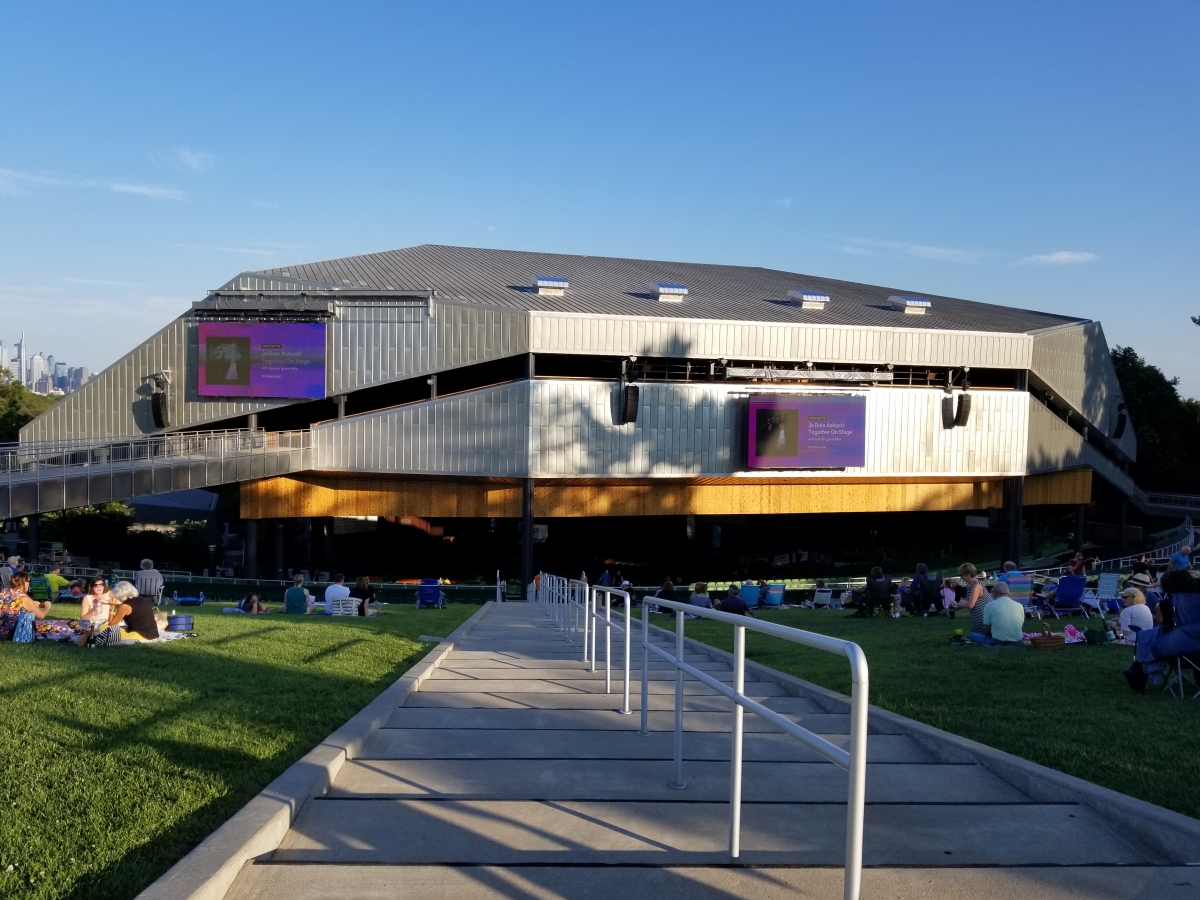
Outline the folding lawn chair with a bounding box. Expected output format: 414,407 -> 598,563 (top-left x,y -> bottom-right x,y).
763,584 -> 786,608
1048,575 -> 1088,619
1094,572 -> 1121,615
1163,592 -> 1200,700
738,584 -> 760,608
27,574 -> 50,601
1005,574 -> 1038,619
416,579 -> 445,609
812,588 -> 833,609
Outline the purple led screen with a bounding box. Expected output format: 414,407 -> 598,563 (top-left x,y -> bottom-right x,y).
746,395 -> 866,469
197,322 -> 326,399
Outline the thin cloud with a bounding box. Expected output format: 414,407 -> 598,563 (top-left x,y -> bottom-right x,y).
773,198 -> 793,208
110,182 -> 186,201
214,247 -> 275,256
485,225 -> 497,232
1016,250 -> 1099,266
844,237 -> 989,265
60,277 -> 146,287
176,149 -> 214,172
0,168 -> 85,196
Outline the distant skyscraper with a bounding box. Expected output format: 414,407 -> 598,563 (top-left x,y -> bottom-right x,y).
14,333 -> 27,387
68,367 -> 90,391
28,352 -> 46,393
53,362 -> 68,390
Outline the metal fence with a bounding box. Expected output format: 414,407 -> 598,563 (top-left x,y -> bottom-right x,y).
1026,518 -> 1194,579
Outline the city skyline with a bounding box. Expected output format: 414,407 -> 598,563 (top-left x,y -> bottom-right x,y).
1,331 -> 89,395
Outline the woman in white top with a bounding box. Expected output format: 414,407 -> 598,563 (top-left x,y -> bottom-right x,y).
79,577 -> 115,630
1114,587 -> 1154,634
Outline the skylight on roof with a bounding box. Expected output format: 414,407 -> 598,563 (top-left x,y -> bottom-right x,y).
651,282 -> 688,302
787,290 -> 830,310
534,276 -> 569,296
890,295 -> 932,315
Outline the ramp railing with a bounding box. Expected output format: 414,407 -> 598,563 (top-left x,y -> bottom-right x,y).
642,598 -> 869,900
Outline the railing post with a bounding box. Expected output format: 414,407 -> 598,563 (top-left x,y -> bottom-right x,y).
620,593 -> 632,715
844,647 -> 869,900
669,607 -> 686,790
729,623 -> 746,857
589,588 -> 597,673
604,591 -> 612,695
638,600 -> 651,736
582,585 -> 590,663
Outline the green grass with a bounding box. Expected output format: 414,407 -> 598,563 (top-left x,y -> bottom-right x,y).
656,608 -> 1200,820
0,601 -> 475,900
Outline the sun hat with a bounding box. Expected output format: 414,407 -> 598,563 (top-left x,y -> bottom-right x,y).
1126,572 -> 1153,589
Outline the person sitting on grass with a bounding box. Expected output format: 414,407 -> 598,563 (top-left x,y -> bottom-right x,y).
0,572 -> 51,641
954,563 -> 992,634
80,581 -> 140,646
688,582 -> 712,609
80,577 -> 115,634
996,561 -> 1023,584
1109,587 -> 1152,636
283,575 -> 311,614
46,566 -> 70,595
350,576 -> 376,617
239,591 -> 269,614
324,574 -> 351,614
718,587 -> 755,617
968,582 -> 1023,646
103,581 -> 163,642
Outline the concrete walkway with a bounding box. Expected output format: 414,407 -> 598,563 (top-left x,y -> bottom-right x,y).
226,602 -> 1191,899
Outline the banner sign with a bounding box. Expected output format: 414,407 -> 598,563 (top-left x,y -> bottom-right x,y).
746,394 -> 867,469
197,322 -> 326,399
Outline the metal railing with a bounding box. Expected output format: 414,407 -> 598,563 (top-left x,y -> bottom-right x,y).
1026,518 -> 1193,578
643,598 -> 869,900
1146,492 -> 1200,514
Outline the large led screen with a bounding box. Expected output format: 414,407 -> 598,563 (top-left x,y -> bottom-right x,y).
197,322 -> 326,399
746,394 -> 867,469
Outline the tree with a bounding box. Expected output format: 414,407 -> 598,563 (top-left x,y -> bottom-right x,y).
1110,346 -> 1200,493
0,370 -> 60,442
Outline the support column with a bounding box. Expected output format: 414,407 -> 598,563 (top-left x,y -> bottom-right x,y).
1006,477 -> 1024,566
323,517 -> 337,575
303,517 -> 313,577
1119,499 -> 1129,552
245,519 -> 258,578
521,477 -> 534,596
26,513 -> 38,565
274,521 -> 286,578
1075,504 -> 1086,554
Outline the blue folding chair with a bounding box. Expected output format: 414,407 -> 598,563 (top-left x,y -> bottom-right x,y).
738,584 -> 760,608
763,583 -> 786,608
1048,575 -> 1087,619
416,579 -> 445,609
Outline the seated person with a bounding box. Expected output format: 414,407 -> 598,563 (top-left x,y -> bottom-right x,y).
856,567 -> 894,618
717,589 -> 755,617
63,579 -> 86,599
104,581 -> 162,642
239,591 -> 269,614
907,563 -> 943,615
969,582 -> 1024,646
1124,568 -> 1200,691
349,576 -> 376,616
995,561 -> 1023,584
688,582 -> 712,609
1130,554 -> 1156,580
46,567 -> 70,595
283,575 -> 313,613
0,572 -> 51,641
1110,587 -> 1153,636
324,574 -> 352,613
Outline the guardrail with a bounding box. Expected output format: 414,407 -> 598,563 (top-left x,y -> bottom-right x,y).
1026,518 -> 1193,579
1146,492 -> 1200,513
644,597 -> 868,900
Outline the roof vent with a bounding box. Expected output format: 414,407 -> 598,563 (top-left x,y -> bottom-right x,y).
533,276 -> 569,296
787,290 -> 830,310
651,282 -> 688,302
890,295 -> 931,315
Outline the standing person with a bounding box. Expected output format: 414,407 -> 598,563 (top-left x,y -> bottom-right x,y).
135,558 -> 164,602
324,574 -> 351,614
688,582 -> 712,609
598,570 -> 612,587
1170,546 -> 1193,571
1130,554 -> 1156,580
350,576 -> 376,617
954,563 -> 993,636
283,574 -> 311,614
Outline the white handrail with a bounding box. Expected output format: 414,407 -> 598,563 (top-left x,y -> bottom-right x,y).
642,597 -> 868,900
1026,517 -> 1194,578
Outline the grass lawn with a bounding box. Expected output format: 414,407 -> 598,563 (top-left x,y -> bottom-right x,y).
0,601 -> 476,900
655,608 -> 1200,820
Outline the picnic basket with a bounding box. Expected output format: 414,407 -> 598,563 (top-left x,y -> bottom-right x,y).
1030,623 -> 1065,651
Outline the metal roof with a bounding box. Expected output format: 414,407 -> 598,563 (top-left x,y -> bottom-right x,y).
237,244 -> 1085,335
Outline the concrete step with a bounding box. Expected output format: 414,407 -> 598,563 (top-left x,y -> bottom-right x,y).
360,729 -> 929,763
227,864 -> 1199,900
415,679 -> 782,695
272,799 -> 1160,866
402,692 -> 820,712
439,657 -> 731,671
382,708 -> 869,734
329,758 -> 1027,803
429,667 -> 744,683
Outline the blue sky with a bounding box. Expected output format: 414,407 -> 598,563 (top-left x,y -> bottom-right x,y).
2,2 -> 1197,392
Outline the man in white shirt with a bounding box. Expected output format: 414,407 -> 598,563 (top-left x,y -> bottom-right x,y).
324,574 -> 351,614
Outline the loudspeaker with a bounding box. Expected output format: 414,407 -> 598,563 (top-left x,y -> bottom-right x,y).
941,395 -> 956,429
151,391 -> 170,429
620,384 -> 640,424
954,393 -> 972,427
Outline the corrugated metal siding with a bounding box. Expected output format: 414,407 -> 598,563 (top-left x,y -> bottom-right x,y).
1031,322 -> 1136,460
312,379 -> 1027,479
313,381 -> 530,477
1027,399 -> 1137,496
328,301 -> 528,394
530,313 -> 1034,369
19,317 -> 287,443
